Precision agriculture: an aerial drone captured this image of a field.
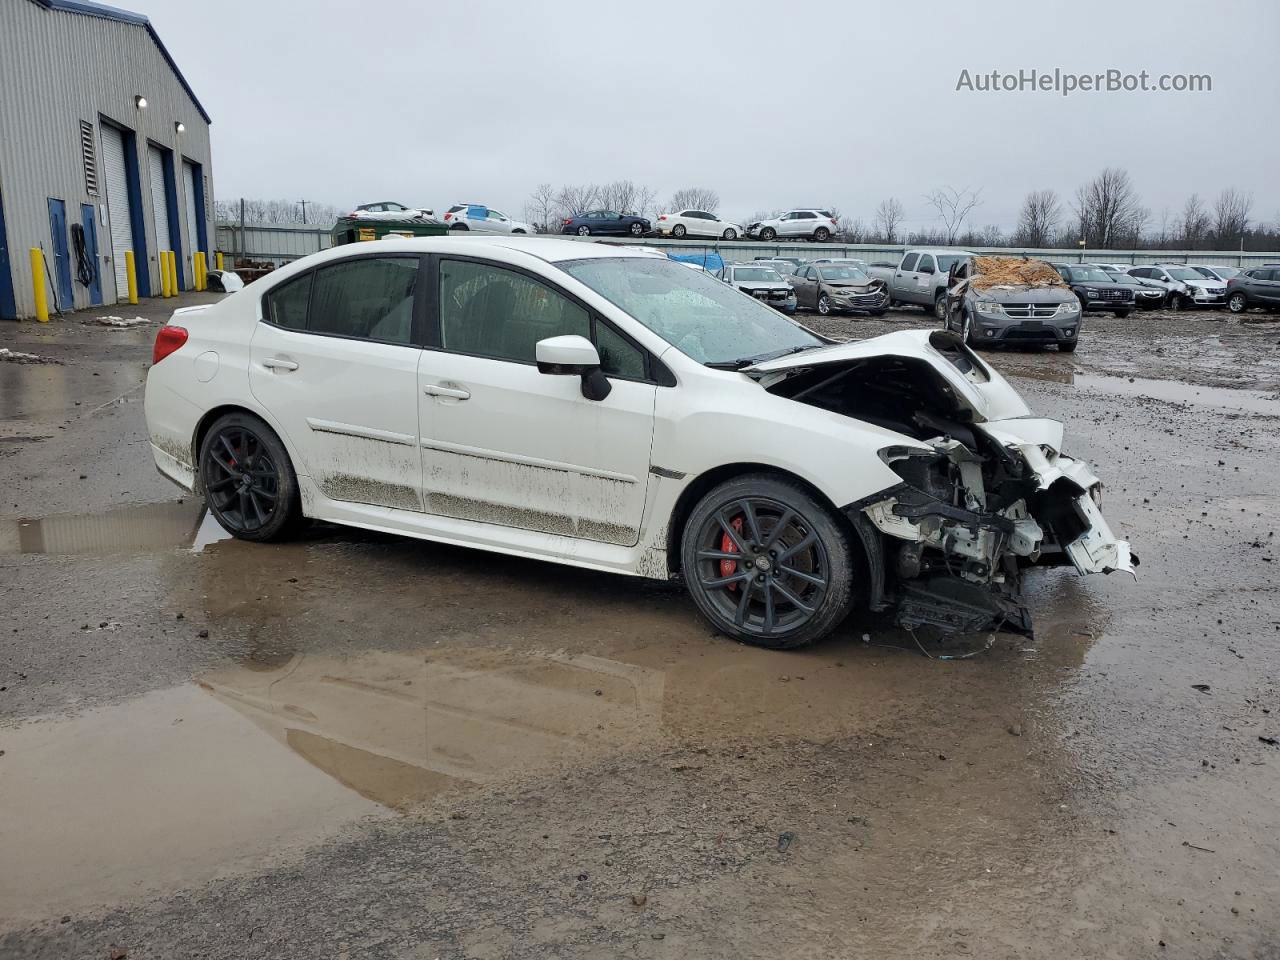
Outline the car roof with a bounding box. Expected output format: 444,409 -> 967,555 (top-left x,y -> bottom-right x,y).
314,236 -> 660,265
907,248 -> 974,256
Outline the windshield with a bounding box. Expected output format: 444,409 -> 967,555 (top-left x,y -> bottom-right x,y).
1166,267 -> 1201,281
816,265 -> 872,282
1106,272 -> 1141,285
936,255 -> 966,273
732,267 -> 784,282
560,257 -> 822,366
1070,267 -> 1114,283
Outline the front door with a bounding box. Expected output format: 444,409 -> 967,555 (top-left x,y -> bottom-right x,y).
419,257 -> 656,545
46,199 -> 74,311
80,204 -> 102,306
248,254 -> 427,512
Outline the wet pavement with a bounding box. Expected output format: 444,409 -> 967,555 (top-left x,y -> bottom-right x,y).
2,296 -> 1279,959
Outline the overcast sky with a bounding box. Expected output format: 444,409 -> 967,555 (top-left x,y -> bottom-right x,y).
140,0 -> 1278,230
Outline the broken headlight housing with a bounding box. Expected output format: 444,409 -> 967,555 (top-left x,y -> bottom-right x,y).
975,300 -> 1004,316
1056,301 -> 1080,315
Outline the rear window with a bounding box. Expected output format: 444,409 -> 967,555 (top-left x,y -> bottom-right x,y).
447,205 -> 466,213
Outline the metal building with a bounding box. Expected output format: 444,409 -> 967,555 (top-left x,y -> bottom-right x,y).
0,0 -> 214,319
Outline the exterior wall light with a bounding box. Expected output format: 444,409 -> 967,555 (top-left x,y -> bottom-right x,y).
135,95 -> 148,109
175,121 -> 185,133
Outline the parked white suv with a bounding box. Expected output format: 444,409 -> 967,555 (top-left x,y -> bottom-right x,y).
442,203 -> 533,234
654,210 -> 744,240
748,210 -> 839,242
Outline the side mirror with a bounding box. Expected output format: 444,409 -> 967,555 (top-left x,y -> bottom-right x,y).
535,335 -> 612,401
918,265 -> 935,275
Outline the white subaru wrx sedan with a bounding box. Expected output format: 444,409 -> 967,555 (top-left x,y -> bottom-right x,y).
145,237 -> 1133,649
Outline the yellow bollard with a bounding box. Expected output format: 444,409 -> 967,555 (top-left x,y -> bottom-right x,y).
163,251 -> 174,297
125,250 -> 138,304
192,252 -> 201,291
29,249 -> 49,323
195,251 -> 206,291
169,251 -> 179,295
215,251 -> 224,271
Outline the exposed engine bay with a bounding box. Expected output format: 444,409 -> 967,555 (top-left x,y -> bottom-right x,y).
758,331 -> 1136,637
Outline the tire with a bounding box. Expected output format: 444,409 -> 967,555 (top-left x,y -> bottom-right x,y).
1113,310 -> 1131,318
576,225 -> 591,236
630,222 -> 644,236
817,294 -> 832,315
198,412 -> 301,542
760,227 -> 776,241
933,293 -> 947,321
1059,340 -> 1078,353
680,474 -> 856,649
961,308 -> 979,347
512,228 -> 526,234
1168,293 -> 1186,312
672,224 -> 687,238
450,223 -> 468,231
1227,292 -> 1248,313
868,310 -> 886,318
722,228 -> 737,241
814,227 -> 831,242
1077,295 -> 1089,314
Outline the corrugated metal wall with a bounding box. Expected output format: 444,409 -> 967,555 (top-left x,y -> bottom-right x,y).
214,223 -> 334,267
0,0 -> 215,317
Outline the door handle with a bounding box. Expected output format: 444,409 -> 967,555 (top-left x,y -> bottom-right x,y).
262,358 -> 299,371
423,383 -> 471,400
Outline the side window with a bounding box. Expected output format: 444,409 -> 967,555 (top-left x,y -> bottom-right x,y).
797,212 -> 816,220
309,257 -> 419,344
804,266 -> 816,280
439,260 -> 590,363
264,273 -> 312,331
900,253 -> 919,271
594,321 -> 646,380
917,255 -> 935,273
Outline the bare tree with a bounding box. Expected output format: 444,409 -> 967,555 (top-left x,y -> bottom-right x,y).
873,198 -> 905,244
924,186 -> 982,244
838,217 -> 867,243
635,184 -> 659,221
524,183 -> 559,233
668,187 -> 719,214
1014,189 -> 1061,247
1178,194 -> 1211,249
1073,168 -> 1142,249
1212,187 -> 1252,247
553,184 -> 600,220
213,198 -> 338,225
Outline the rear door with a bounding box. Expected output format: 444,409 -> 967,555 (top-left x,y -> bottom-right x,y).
791,265 -> 817,308
418,256 -> 657,545
249,254 -> 427,512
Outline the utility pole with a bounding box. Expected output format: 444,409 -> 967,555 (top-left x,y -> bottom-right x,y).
298,200 -> 309,225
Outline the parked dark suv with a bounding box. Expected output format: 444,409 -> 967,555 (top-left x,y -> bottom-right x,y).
1050,263 -> 1136,317
1226,265 -> 1280,313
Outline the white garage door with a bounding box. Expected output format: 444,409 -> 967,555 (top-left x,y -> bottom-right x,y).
99,124 -> 133,300
182,161 -> 199,259
148,145 -> 171,255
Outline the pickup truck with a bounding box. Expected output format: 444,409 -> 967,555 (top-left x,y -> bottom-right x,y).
867,249 -> 973,319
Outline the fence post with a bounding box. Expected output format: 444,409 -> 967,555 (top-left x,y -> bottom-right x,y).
29,249 -> 49,322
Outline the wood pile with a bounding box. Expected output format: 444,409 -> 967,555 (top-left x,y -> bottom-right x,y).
970,256 -> 1065,290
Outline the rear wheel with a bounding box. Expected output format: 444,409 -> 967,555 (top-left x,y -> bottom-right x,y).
760,227 -> 776,241
1228,292 -> 1248,313
576,225 -> 591,236
199,413 -> 301,542
450,222 -> 468,231
681,475 -> 855,649
814,227 -> 831,242
672,224 -> 687,238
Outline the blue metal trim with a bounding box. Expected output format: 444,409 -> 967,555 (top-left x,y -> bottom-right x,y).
0,187 -> 15,319
33,0 -> 212,125
118,124 -> 151,297
186,157 -> 208,256
80,203 -> 103,306
154,143 -> 184,290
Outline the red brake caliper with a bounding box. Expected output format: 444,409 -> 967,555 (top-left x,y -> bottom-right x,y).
719,515 -> 744,592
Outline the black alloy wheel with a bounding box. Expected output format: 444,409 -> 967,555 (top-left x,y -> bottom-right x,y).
577,225 -> 591,236
630,222 -> 644,236
199,413 -> 300,542
681,476 -> 854,649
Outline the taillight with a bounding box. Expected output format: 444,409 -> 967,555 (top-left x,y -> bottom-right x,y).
153,325 -> 188,364
563,218 -> 572,224
658,214 -> 667,220
443,211 -> 452,220
830,218 -> 837,225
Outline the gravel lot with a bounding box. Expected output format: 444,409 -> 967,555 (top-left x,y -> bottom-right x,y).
2,295 -> 1278,960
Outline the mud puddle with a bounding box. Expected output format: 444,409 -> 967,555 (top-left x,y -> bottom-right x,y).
1010,365 -> 1280,414
0,499 -> 227,556
0,564 -> 1108,922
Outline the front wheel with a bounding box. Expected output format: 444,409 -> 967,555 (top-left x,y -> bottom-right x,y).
1168,293 -> 1186,311
672,224 -> 687,238
817,294 -> 832,315
680,475 -> 856,649
759,227 -> 776,241
1227,292 -> 1248,313
933,293 -> 947,321
1113,309 -> 1131,318
1059,340 -> 1078,353
722,228 -> 737,240
630,222 -> 644,236
199,413 -> 301,542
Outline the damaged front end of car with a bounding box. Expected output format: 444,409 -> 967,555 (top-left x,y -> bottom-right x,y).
751,330 -> 1135,637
